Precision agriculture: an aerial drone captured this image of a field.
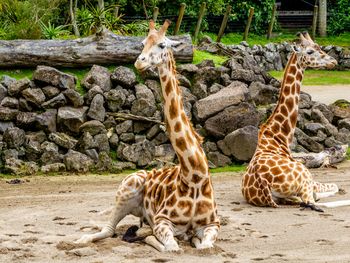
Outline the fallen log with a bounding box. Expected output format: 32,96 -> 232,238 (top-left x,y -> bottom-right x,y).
107,112 -> 165,125
0,30 -> 193,68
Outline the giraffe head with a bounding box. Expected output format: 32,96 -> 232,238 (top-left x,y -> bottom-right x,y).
135,20 -> 185,72
293,32 -> 337,69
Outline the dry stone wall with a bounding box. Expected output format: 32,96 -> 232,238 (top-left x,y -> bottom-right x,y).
0,56 -> 349,175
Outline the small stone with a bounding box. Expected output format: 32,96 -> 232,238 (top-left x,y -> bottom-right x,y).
0,106 -> 19,121
41,163 -> 66,173
115,120 -> 133,135
119,133 -> 135,143
87,94 -> 105,122
81,65 -> 111,92
63,89 -> 84,107
42,86 -> 60,99
109,133 -> 119,148
0,97 -> 18,109
79,120 -> 106,136
7,78 -> 30,96
111,66 -> 137,88
208,151 -> 232,167
22,88 -> 46,106
42,94 -> 67,109
94,133 -> 110,152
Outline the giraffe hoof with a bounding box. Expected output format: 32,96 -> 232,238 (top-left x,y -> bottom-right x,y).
300,202 -> 324,213
122,225 -> 145,243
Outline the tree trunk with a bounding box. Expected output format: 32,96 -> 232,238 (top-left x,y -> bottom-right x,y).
0,30 -> 193,68
70,0 -> 80,37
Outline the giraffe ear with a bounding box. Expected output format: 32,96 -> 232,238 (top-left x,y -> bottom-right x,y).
292,44 -> 301,53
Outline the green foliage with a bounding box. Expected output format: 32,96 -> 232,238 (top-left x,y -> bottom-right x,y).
193,50 -> 227,67
210,164 -> 247,174
347,147 -> 350,160
328,0 -> 350,35
40,22 -> 70,39
0,0 -> 63,40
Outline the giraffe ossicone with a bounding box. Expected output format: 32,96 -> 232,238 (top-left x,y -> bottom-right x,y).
241,32 -> 342,212
75,20 -> 220,251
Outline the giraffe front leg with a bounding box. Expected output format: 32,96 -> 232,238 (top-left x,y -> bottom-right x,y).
153,219 -> 180,252
193,224 -> 219,249
299,181 -> 324,213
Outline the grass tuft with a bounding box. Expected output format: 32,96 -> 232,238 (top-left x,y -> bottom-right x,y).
193,50 -> 228,67
210,164 -> 247,174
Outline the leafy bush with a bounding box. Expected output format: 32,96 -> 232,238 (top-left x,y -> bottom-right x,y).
40,22 -> 70,39
328,0 -> 350,35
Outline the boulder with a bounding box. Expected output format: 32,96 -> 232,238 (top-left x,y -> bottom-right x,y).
81,65 -> 111,92
3,127 -> 25,149
176,74 -> 191,88
191,82 -> 207,99
120,133 -> 135,143
295,128 -> 324,153
109,133 -> 119,148
42,93 -> 67,109
177,64 -> 198,79
208,151 -> 232,167
7,78 -> 30,96
22,88 -> 46,107
249,82 -> 278,105
79,120 -> 106,136
33,66 -> 76,89
0,97 -> 18,109
16,112 -> 37,130
41,163 -> 66,173
24,131 -> 46,161
34,109 -> 57,133
0,106 -> 19,121
95,151 -> 113,171
0,84 -> 7,103
329,100 -> 350,120
231,69 -> 265,83
4,158 -> 39,175
85,149 -> 99,161
217,125 -> 259,161
0,75 -> 16,88
205,102 -> 261,138
0,121 -> 14,133
208,83 -> 224,95
154,144 -> 176,163
94,133 -> 110,152
131,84 -> 157,117
105,89 -> 126,112
77,132 -> 96,150
19,98 -> 33,111
40,141 -> 62,165
304,122 -> 326,136
63,89 -> 84,107
145,80 -> 162,103
193,81 -> 249,121
338,118 -> 350,131
119,140 -> 155,167
335,128 -> 350,144
42,86 -> 60,99
49,132 -> 78,149
87,94 -> 105,122
57,106 -> 88,134
203,141 -> 218,154
63,149 -> 94,173
111,66 -> 137,88
312,103 -> 333,123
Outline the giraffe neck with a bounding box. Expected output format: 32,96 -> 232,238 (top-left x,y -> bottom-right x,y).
258,52 -> 304,153
157,50 -> 209,185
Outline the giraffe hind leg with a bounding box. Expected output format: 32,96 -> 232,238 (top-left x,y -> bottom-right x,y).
313,181 -> 339,200
75,173 -> 145,244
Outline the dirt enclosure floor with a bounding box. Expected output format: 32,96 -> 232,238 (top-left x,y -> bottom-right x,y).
1,162 -> 350,263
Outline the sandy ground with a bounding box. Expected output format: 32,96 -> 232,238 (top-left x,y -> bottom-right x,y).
1,162 -> 350,263
303,85 -> 350,105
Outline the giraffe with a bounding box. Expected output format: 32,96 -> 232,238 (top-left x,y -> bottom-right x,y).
241,32 -> 340,212
75,20 -> 220,251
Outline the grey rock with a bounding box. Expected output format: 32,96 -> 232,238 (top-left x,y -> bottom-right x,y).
4,158 -> 39,175
41,163 -> 66,173
112,161 -> 136,172
40,141 -> 62,165
63,89 -> 84,107
84,85 -> 103,105
33,66 -> 76,90
103,116 -> 117,129
24,132 -> 45,161
105,89 -> 126,112
197,59 -> 215,68
208,151 -> 232,167
49,132 -> 78,149
2,149 -> 19,160
125,94 -> 136,108
115,120 -> 133,135
205,102 -> 261,138
0,84 -> 7,103
131,84 -> 157,117
3,127 -> 25,149
8,78 -> 30,96
192,82 -> 207,99
109,133 -> 119,148
77,132 -> 96,150
217,126 -> 259,161
0,97 -> 18,109
57,106 -> 88,134
95,151 -> 113,171
249,81 -> 278,105
181,86 -> 197,104
79,120 -> 106,136
135,135 -> 146,143
193,81 -> 249,121
145,80 -> 162,103
0,106 -> 19,121
203,141 -> 218,154
41,141 -> 59,152
22,88 -> 46,106
208,83 -> 224,95
87,94 -> 105,122
119,140 -> 155,167
231,69 -> 264,83
146,124 -> 161,140
176,74 -> 191,88
42,93 -> 67,109
34,109 -> 57,133
18,98 -> 32,111
111,66 -> 137,88
312,103 -> 333,123
304,122 -> 326,136
42,86 -> 60,99
0,121 -> 14,133
81,65 -> 111,92
338,118 -> 350,130
152,132 -> 169,145
177,64 -> 198,79
154,144 -> 176,163
64,149 -> 94,173
85,149 -> 99,161
0,75 -> 16,88
295,128 -> 324,153
329,100 -> 350,120
120,133 -> 135,143
94,133 -> 110,152
335,128 -> 350,144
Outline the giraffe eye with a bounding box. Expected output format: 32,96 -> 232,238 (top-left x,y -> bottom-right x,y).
307,50 -> 314,55
158,43 -> 166,49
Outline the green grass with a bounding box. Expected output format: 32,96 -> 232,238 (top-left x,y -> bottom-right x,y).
201,32 -> 350,47
210,164 -> 247,174
192,50 -> 228,67
347,147 -> 350,160
269,69 -> 350,85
